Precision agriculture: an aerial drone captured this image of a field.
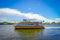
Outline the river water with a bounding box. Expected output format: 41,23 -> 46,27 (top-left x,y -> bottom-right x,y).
0,24 -> 60,40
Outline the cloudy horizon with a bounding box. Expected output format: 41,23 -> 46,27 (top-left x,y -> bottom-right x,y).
0,8 -> 60,23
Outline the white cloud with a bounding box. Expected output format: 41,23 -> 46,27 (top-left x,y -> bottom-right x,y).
55,18 -> 60,20
0,18 -> 7,22
0,8 -> 55,22
0,8 -> 21,15
54,18 -> 60,23
0,8 -> 26,22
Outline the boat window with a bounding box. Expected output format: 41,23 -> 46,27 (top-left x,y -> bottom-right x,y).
16,24 -> 34,26
27,24 -> 34,25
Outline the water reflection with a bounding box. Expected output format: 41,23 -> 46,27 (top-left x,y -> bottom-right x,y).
0,25 -> 60,40
15,29 -> 44,40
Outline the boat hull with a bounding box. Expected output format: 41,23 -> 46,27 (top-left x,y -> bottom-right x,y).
15,26 -> 45,29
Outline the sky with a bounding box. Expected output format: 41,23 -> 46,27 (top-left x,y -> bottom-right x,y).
0,0 -> 60,22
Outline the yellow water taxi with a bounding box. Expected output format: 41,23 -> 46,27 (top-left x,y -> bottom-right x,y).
14,19 -> 45,29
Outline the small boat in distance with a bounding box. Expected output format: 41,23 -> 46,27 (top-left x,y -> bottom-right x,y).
14,19 -> 45,29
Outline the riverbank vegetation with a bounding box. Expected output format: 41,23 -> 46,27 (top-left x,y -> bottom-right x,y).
0,22 -> 16,25
0,21 -> 60,25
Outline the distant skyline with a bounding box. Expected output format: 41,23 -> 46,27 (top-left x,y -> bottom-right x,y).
0,0 -> 60,22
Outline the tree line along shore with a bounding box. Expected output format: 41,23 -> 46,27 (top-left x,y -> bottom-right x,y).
0,21 -> 60,25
